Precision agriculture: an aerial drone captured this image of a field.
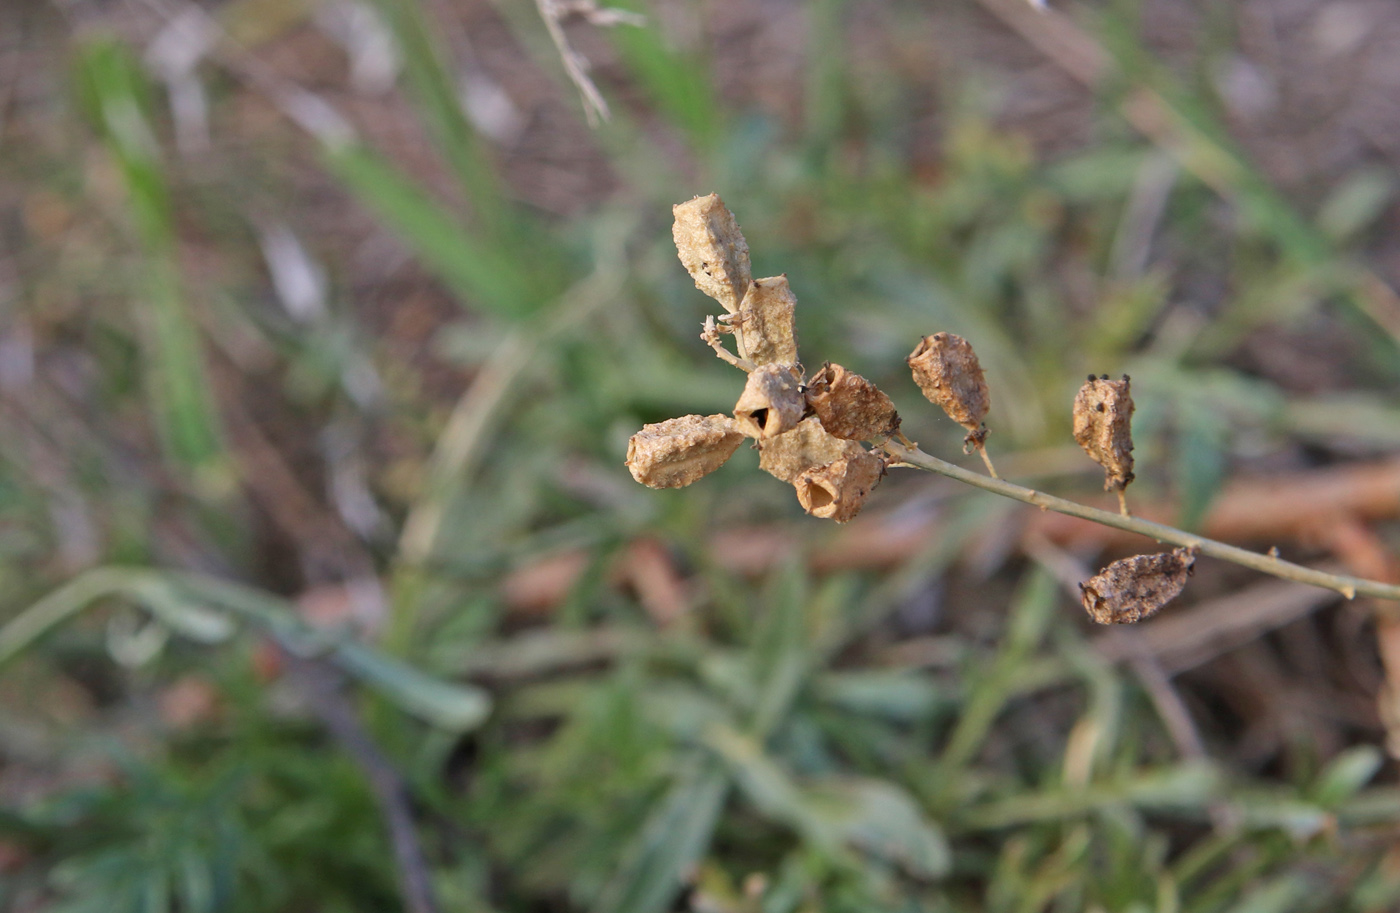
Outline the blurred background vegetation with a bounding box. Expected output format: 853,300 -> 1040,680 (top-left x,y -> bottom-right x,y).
5,0 -> 1400,910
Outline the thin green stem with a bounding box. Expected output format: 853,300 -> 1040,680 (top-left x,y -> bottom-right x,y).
0,568 -> 131,670
882,440 -> 1400,603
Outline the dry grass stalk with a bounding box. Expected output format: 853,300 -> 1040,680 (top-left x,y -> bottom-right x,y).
535,0 -> 645,127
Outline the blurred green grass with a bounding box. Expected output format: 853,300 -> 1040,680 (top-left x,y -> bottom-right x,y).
2,0 -> 1400,911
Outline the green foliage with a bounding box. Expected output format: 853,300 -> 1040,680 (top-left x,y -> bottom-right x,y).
72,38 -> 229,493
4,1 -> 1399,912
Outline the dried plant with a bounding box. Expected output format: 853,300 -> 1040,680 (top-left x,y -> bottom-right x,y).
626,414 -> 745,489
535,0 -> 645,127
1080,546 -> 1196,624
806,363 -> 900,442
628,194 -> 1400,619
1073,374 -> 1135,515
733,364 -> 806,440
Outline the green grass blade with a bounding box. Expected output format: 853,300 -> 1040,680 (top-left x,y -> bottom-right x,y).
937,568 -> 1059,774
605,0 -> 720,147
592,758 -> 729,913
364,0 -> 506,230
0,567 -> 490,731
323,144 -> 541,319
73,38 -> 227,489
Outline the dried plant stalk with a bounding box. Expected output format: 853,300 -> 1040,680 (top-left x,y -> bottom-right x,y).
1080,546 -> 1197,624
733,364 -> 806,440
735,276 -> 799,367
795,452 -> 885,523
907,333 -> 991,445
759,416 -> 866,484
1073,375 -> 1135,494
672,194 -> 753,316
638,196 -> 1400,603
626,414 -> 744,489
806,363 -> 900,442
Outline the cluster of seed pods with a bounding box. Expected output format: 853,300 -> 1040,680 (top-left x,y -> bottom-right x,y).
627,194 -> 1192,623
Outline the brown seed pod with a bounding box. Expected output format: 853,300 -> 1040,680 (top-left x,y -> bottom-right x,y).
758,416 -> 866,483
907,333 -> 990,446
806,362 -> 900,441
795,451 -> 885,523
626,414 -> 745,489
1080,546 -> 1197,624
672,193 -> 752,315
733,364 -> 806,440
735,276 -> 799,367
1073,374 -> 1135,492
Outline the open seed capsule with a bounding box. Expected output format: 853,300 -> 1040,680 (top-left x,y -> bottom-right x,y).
806,362 -> 900,442
733,364 -> 806,440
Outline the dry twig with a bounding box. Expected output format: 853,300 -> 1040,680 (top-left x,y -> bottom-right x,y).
883,439 -> 1400,603
535,0 -> 644,127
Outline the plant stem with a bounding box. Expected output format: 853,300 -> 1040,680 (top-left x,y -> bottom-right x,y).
882,440 -> 1400,603
973,441 -> 999,479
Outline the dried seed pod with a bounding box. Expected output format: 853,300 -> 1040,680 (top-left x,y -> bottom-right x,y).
907,333 -> 990,445
626,414 -> 745,489
795,451 -> 885,523
806,362 -> 900,441
733,364 -> 806,440
735,276 -> 799,367
759,416 -> 865,483
672,193 -> 752,315
1080,546 -> 1197,624
1073,375 -> 1135,491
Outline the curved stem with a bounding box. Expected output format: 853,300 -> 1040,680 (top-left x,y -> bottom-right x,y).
882,440 -> 1400,603
973,441 -> 999,479
0,568 -> 130,670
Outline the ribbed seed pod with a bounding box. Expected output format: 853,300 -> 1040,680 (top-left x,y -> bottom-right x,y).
1073,375 -> 1135,492
733,364 -> 806,440
672,194 -> 752,315
758,416 -> 865,483
626,414 -> 745,489
907,333 -> 990,444
1080,547 -> 1196,624
795,451 -> 885,523
735,276 -> 799,367
806,362 -> 900,441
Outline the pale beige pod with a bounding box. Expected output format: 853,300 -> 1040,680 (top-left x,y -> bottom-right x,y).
907,332 -> 990,443
734,276 -> 799,368
672,193 -> 753,315
758,416 -> 865,484
626,414 -> 745,489
794,451 -> 885,524
733,364 -> 806,440
1072,374 -> 1135,492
